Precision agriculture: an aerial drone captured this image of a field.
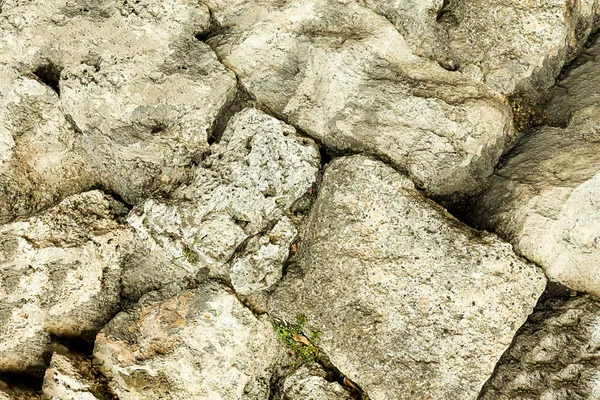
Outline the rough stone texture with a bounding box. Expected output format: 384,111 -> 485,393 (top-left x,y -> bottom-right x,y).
230,216 -> 297,296
546,35 -> 600,125
42,348 -> 103,400
279,365 -> 354,400
471,106 -> 600,296
0,67 -> 93,223
0,191 -> 132,373
125,108 -> 319,297
0,0 -> 236,218
439,0 -> 600,97
480,295 -> 600,400
207,0 -> 512,198
94,282 -> 284,400
0,381 -> 38,400
269,156 -> 546,400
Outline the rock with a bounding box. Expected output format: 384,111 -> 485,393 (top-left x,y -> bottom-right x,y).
0,191 -> 132,373
230,216 -> 298,296
207,0 -> 512,198
124,107 -> 319,297
279,365 -> 354,400
269,155 -> 546,400
0,0 -> 236,210
546,35 -> 600,125
42,347 -> 104,400
439,0 -> 599,97
0,67 -> 92,223
470,106 -> 600,296
93,282 -> 284,400
480,295 -> 600,400
0,380 -> 38,400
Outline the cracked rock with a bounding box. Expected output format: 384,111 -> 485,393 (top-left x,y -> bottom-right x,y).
124,107 -> 319,297
480,295 -> 600,400
0,190 -> 132,373
93,282 -> 284,400
207,0 -> 512,198
0,0 -> 236,210
269,155 -> 546,400
471,105 -> 600,296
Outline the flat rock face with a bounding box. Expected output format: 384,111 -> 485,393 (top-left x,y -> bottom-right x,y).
94,282 -> 284,400
269,156 -> 546,400
124,107 -> 319,297
207,0 -> 512,198
0,191 -> 132,373
279,365 -> 354,400
471,106 -> 600,296
480,295 -> 600,400
0,0 -> 236,211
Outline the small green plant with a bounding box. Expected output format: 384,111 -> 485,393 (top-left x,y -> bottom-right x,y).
171,236 -> 200,272
275,314 -> 323,365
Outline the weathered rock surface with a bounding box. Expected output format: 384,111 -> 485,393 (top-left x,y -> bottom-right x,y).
546,35 -> 600,125
471,106 -> 600,296
94,282 -> 284,400
364,1 -> 599,98
269,156 -> 546,400
0,380 -> 38,400
0,191 -> 132,373
480,295 -> 600,400
0,0 -> 236,218
42,347 -> 104,400
125,107 -> 319,297
230,216 -> 297,296
439,0 -> 599,97
279,365 -> 353,400
207,0 -> 512,198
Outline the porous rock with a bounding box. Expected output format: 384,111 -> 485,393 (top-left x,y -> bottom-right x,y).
42,347 -> 103,400
93,282 -> 284,400
124,107 -> 319,297
269,155 -> 546,400
207,0 -> 512,198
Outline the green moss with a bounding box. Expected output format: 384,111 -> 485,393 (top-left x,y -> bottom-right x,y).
274,314 -> 323,365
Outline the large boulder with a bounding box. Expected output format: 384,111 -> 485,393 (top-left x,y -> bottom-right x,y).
0,0 -> 236,213
269,155 -> 546,400
471,106 -> 600,296
480,294 -> 600,400
93,282 -> 284,400
0,191 -> 132,373
206,0 -> 512,198
124,107 -> 319,298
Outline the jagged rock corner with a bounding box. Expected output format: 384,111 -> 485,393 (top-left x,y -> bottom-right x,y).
1,0 -> 600,399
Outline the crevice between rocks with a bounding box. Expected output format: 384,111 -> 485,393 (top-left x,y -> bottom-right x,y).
476,281 -> 582,399
31,61 -> 62,96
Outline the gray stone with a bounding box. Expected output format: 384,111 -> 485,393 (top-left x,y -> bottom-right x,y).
471,106 -> 600,296
42,348 -> 102,400
230,216 -> 297,296
0,0 -> 236,215
0,191 -> 132,373
207,0 -> 512,198
269,155 -> 546,400
125,107 -> 319,297
93,282 -> 284,400
480,295 -> 600,400
280,365 -> 354,400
